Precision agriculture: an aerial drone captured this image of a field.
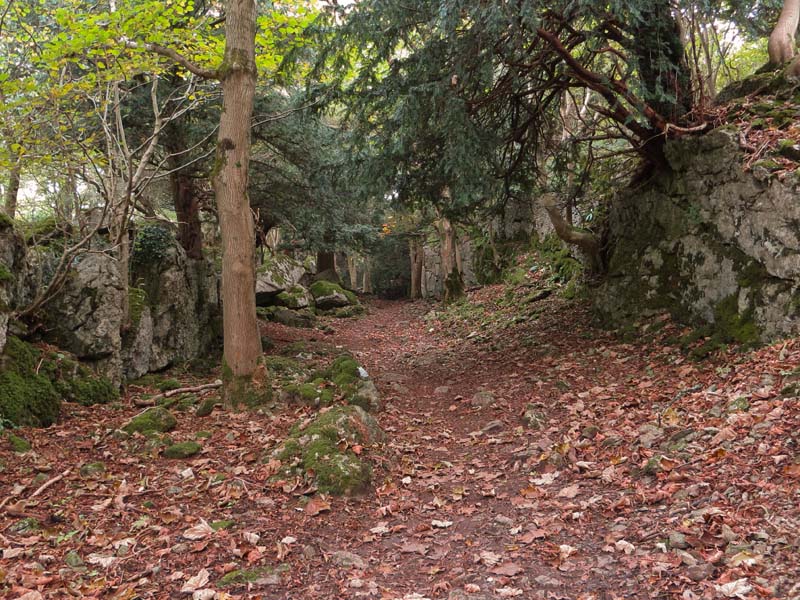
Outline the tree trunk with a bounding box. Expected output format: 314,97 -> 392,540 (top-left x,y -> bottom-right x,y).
316,250 -> 336,275
171,171 -> 204,260
214,0 -> 262,405
438,217 -> 464,304
769,0 -> 800,65
347,255 -> 359,289
541,193 -> 602,273
4,150 -> 21,219
361,258 -> 373,294
409,237 -> 423,299
630,0 -> 692,122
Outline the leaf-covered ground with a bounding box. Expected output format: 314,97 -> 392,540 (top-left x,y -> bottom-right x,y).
2,282 -> 799,600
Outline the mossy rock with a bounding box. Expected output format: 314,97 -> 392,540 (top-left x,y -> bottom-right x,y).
332,305 -> 366,318
280,382 -> 335,407
348,380 -> 382,412
275,285 -> 313,310
0,337 -> 61,427
195,398 -> 217,417
274,405 -> 385,495
218,565 -> 288,588
9,517 -> 40,534
59,376 -> 119,406
163,441 -> 201,459
264,355 -> 303,374
7,432 -> 31,453
79,461 -> 106,477
309,281 -> 353,310
122,407 -> 177,435
324,355 -> 360,388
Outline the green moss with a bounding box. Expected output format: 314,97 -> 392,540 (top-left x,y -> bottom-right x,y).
9,517 -> 40,534
131,225 -> 175,267
157,379 -> 182,392
309,280 -> 345,299
325,355 -> 360,388
218,565 -> 288,588
0,368 -> 60,428
163,441 -> 201,458
122,407 -> 177,435
283,383 -> 334,406
302,438 -> 372,495
0,262 -> 12,283
79,462 -> 106,477
210,519 -> 235,531
128,287 -> 148,327
0,211 -> 14,229
195,398 -> 216,417
221,366 -> 272,409
61,377 -> 118,406
264,355 -> 302,374
333,305 -> 366,318
714,294 -> 759,345
7,432 -> 30,452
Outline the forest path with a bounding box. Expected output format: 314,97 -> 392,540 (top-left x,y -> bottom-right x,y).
1,290 -> 798,600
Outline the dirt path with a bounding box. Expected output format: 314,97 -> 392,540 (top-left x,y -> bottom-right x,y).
1,292 -> 798,599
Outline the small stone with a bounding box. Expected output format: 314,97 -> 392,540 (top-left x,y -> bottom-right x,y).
79,462 -> 106,478
64,550 -> 84,569
669,531 -> 688,549
471,391 -> 495,408
580,425 -> 599,440
482,420 -> 504,434
494,515 -> 513,526
330,550 -> 367,570
686,563 -> 714,582
163,441 -> 202,459
522,404 -> 546,429
195,398 -> 216,417
434,386 -> 451,396
122,407 -> 177,435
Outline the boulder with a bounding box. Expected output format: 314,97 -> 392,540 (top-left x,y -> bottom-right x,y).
255,252 -> 307,305
275,284 -> 313,310
122,238 -> 219,380
272,405 -> 385,495
310,280 -> 357,310
43,253 -> 125,382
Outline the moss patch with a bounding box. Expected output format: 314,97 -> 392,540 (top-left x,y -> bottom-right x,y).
273,405 -> 384,495
0,262 -> 13,283
218,565 -> 288,588
122,407 -> 177,435
7,432 -> 31,452
309,280 -> 346,300
0,337 -> 61,427
163,441 -> 201,458
324,355 -> 360,388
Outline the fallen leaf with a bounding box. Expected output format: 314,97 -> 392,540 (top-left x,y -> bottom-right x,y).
181,568 -> 210,593
431,520 -> 453,529
305,496 -> 331,516
399,541 -> 429,555
491,562 -> 523,576
715,578 -> 752,598
558,484 -> 579,498
478,550 -> 502,566
182,520 -> 215,541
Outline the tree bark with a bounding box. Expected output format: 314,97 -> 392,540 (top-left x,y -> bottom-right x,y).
409,237 -> 423,299
214,0 -> 262,402
437,216 -> 464,304
316,250 -> 336,275
171,171 -> 204,260
769,0 -> 800,65
361,258 -> 373,294
541,193 -> 602,273
346,255 -> 359,289
4,149 -> 21,219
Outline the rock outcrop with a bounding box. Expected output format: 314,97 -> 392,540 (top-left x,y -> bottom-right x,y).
595,128 -> 800,341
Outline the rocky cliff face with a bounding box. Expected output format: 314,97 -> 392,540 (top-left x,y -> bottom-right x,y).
595,128 -> 800,341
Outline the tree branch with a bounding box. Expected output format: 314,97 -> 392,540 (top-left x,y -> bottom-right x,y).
127,41 -> 219,80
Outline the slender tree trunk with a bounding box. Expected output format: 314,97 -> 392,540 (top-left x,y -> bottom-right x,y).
409,237 -> 423,299
769,0 -> 800,65
361,258 -> 373,294
541,193 -> 602,273
4,150 -> 21,219
172,172 -> 204,260
214,0 -> 262,403
347,255 -> 359,289
438,217 -> 464,304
